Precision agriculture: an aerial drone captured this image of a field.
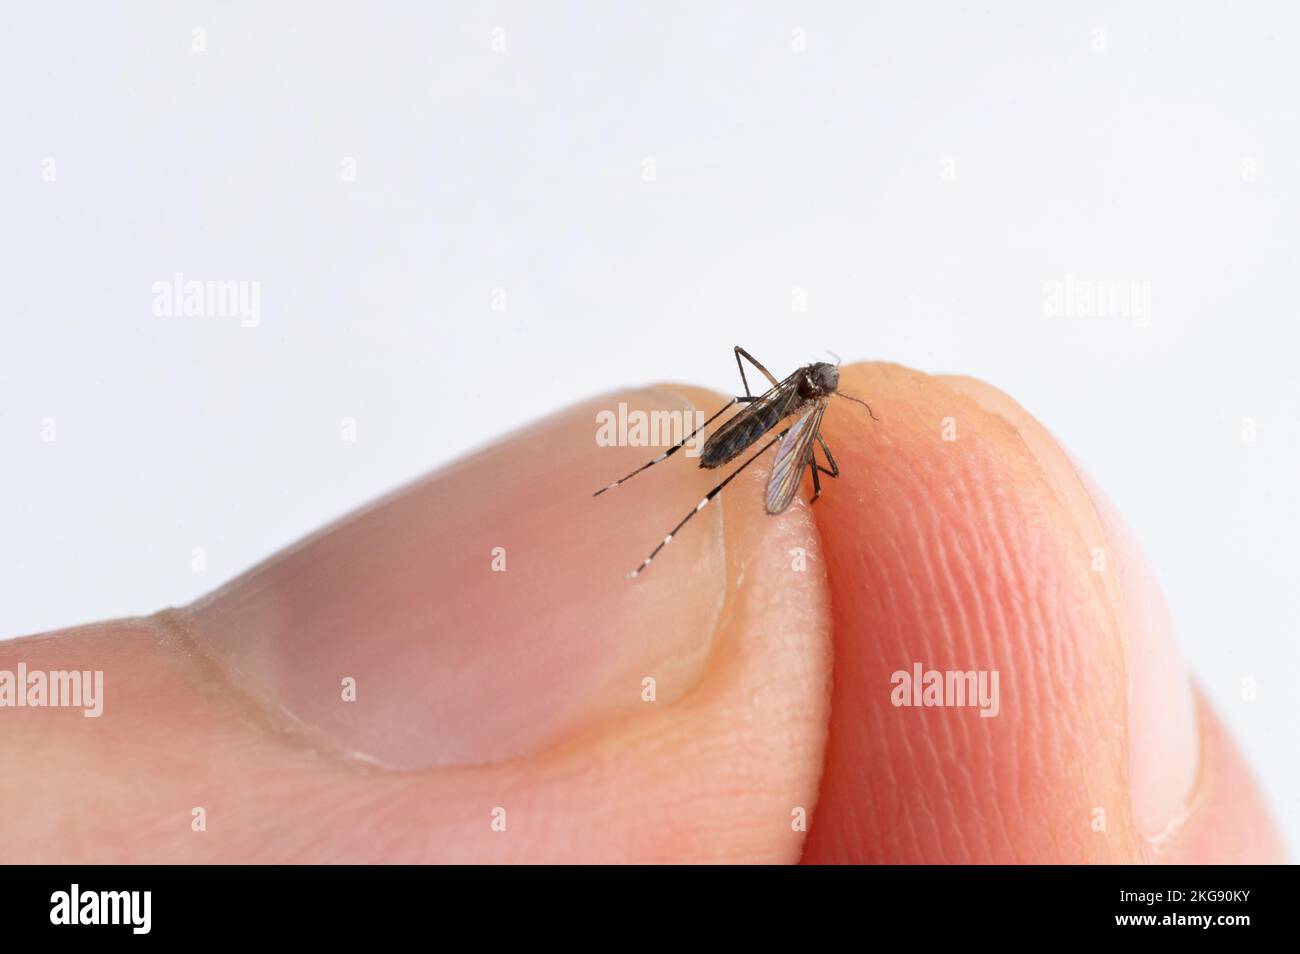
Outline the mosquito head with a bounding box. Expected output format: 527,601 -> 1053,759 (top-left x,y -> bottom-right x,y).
800,362 -> 839,399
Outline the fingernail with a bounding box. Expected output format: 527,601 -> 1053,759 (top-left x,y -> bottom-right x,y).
940,377 -> 1199,843
1070,466 -> 1199,842
179,387 -> 727,768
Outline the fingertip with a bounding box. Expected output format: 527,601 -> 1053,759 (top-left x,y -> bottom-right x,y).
805,363 -> 1140,862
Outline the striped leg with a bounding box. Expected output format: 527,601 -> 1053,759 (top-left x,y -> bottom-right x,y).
629,427 -> 788,578
594,395 -> 755,496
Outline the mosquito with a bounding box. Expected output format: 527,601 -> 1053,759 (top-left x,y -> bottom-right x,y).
594,345 -> 878,578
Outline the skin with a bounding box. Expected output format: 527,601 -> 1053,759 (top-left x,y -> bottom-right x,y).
0,363 -> 1284,862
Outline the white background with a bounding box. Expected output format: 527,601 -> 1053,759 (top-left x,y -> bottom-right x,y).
2,2 -> 1296,855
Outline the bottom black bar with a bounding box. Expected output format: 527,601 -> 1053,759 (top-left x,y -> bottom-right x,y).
0,864 -> 1293,940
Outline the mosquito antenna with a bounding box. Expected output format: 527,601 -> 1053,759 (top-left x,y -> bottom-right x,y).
836,391 -> 879,422
825,350 -> 842,367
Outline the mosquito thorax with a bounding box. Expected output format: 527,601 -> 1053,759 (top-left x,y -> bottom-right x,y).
801,362 -> 839,398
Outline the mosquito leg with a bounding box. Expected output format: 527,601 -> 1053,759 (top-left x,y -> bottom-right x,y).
734,345 -> 781,397
594,395 -> 751,496
629,428 -> 788,578
806,434 -> 839,506
733,348 -> 754,398
816,433 -> 840,478
808,458 -> 823,504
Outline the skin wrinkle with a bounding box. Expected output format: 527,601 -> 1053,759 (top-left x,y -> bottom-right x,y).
854,544 -> 896,858
868,496 -> 941,863
873,500 -> 947,859
914,506 -> 980,859
941,444 -> 1029,863
993,491 -> 1046,741
1023,560 -> 1066,840
942,494 -> 1018,854
931,523 -> 992,824
1036,579 -> 1097,859
948,383 -> 1140,851
908,621 -> 960,860
912,497 -> 965,771
1001,492 -> 1079,855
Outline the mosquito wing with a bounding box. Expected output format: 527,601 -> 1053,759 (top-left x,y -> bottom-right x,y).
699,374 -> 804,469
764,401 -> 825,515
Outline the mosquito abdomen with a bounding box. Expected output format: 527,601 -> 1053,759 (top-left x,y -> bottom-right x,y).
699,400 -> 789,469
